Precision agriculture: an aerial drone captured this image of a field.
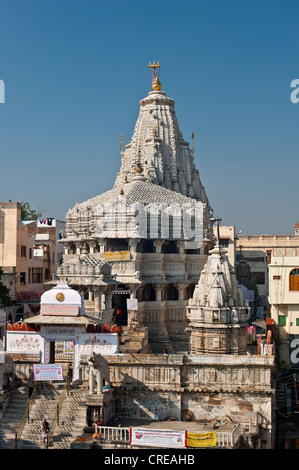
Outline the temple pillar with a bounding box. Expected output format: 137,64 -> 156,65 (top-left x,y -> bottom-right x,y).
89,242 -> 96,254
98,239 -> 107,253
176,284 -> 185,301
177,240 -> 185,254
129,240 -> 138,258
64,243 -> 70,255
155,284 -> 163,302
93,290 -> 101,316
75,242 -> 82,255
105,292 -> 112,310
154,240 -> 163,253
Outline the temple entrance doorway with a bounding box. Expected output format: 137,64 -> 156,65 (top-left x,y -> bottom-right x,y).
49,341 -> 55,364
112,285 -> 130,325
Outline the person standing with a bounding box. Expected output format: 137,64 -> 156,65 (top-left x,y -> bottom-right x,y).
40,418 -> 51,447
28,371 -> 35,399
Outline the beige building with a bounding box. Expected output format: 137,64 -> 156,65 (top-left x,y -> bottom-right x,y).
214,224 -> 236,266
269,250 -> 299,368
0,202 -> 29,295
236,230 -> 299,317
0,203 -> 65,321
34,218 -> 65,287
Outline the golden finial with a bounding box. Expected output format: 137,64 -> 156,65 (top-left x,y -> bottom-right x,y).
148,61 -> 162,91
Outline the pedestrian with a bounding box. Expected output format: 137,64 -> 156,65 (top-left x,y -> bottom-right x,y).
28,370 -> 35,399
40,418 -> 51,446
116,306 -> 123,325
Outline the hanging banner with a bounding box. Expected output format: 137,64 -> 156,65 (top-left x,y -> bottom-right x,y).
187,431 -> 216,448
104,251 -> 130,261
33,364 -> 64,381
130,428 -> 187,448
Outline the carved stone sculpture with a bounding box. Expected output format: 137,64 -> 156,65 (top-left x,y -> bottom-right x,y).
87,351 -> 110,394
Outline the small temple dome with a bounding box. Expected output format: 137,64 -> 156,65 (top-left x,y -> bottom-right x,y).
41,280 -> 84,309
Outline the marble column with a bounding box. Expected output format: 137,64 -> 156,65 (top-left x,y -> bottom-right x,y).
155,284 -> 163,302
154,240 -> 163,253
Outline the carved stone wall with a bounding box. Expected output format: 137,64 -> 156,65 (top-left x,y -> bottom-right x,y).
102,353 -> 274,441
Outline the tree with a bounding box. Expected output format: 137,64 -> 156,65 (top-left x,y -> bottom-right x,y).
21,201 -> 45,221
0,268 -> 12,307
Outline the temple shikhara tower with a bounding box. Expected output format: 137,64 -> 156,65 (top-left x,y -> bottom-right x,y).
57,62 -> 214,352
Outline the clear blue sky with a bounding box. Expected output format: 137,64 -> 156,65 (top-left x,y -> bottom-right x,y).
0,0 -> 298,235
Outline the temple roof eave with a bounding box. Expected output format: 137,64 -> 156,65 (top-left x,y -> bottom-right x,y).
25,314 -> 101,326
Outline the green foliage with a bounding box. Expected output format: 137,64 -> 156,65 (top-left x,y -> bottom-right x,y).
0,267 -> 12,307
21,201 -> 45,221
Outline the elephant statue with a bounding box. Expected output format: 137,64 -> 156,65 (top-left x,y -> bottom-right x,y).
87,351 -> 111,394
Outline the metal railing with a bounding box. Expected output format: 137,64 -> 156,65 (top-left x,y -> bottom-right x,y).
97,424 -> 242,448
11,384 -> 39,449
97,426 -> 131,444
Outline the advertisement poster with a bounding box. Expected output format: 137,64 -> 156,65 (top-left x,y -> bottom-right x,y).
33,364 -> 64,381
130,428 -> 187,448
187,431 -> 216,448
64,341 -> 73,354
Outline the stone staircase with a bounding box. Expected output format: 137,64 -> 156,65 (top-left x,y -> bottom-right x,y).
0,383 -> 88,449
0,386 -> 29,449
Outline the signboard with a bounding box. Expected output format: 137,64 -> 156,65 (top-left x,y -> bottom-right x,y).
127,299 -> 138,311
104,251 -> 130,261
130,428 -> 187,448
0,309 -> 6,323
186,431 -> 216,448
41,305 -> 79,316
33,364 -> 64,381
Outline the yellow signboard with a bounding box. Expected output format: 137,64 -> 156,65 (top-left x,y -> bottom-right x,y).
187,431 -> 216,448
104,251 -> 130,261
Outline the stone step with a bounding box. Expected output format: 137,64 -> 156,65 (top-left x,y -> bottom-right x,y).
0,383 -> 89,449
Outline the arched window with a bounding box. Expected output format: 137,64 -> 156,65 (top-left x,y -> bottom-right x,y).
290,268 -> 299,291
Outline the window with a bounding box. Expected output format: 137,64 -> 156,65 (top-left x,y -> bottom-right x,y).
32,268 -> 43,284
279,315 -> 286,327
266,250 -> 272,264
21,245 -> 26,257
296,318 -> 299,327
253,271 -> 265,285
45,268 -> 51,281
290,268 -> 299,291
29,248 -> 32,259
219,238 -> 229,248
20,272 -> 26,284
